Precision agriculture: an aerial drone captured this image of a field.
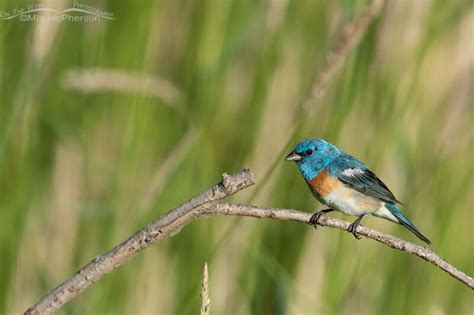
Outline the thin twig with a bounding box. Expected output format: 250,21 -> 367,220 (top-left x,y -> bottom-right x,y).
24,169 -> 473,315
200,203 -> 474,290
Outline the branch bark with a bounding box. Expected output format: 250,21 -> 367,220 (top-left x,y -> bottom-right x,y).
25,169 -> 473,315
24,169 -> 256,315
200,203 -> 474,290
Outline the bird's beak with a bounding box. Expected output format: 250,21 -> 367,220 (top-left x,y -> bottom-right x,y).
285,151 -> 302,161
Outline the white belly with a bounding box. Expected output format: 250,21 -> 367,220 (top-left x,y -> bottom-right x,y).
318,185 -> 382,217
317,186 -> 400,223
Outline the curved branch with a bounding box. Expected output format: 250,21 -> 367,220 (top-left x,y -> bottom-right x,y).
201,203 -> 474,289
24,169 -> 473,315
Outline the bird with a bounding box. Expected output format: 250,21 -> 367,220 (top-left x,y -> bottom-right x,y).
285,138 -> 431,244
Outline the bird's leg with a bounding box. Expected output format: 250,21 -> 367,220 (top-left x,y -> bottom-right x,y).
309,209 -> 334,228
347,215 -> 365,240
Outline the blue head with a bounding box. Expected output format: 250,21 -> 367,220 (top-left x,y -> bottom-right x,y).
285,138 -> 341,181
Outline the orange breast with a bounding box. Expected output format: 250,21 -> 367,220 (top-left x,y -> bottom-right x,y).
308,168 -> 340,197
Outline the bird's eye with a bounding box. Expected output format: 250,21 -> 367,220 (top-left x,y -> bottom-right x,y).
306,149 -> 313,156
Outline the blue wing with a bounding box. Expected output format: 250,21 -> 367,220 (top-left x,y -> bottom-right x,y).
328,153 -> 402,205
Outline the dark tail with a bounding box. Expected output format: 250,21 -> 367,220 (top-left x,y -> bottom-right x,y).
385,203 -> 431,244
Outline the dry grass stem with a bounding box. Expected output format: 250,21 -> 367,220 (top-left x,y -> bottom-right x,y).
200,262 -> 211,315
62,68 -> 183,105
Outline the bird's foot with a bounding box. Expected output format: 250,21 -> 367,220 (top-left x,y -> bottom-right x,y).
347,216 -> 364,240
347,223 -> 361,239
309,209 -> 334,229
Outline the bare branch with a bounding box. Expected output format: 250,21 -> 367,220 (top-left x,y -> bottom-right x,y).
201,203 -> 474,290
24,168 -> 473,315
24,169 -> 255,315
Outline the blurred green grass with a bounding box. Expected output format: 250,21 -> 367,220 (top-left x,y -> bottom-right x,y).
0,0 -> 473,314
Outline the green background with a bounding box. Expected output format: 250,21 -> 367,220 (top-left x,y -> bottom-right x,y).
0,0 -> 473,314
